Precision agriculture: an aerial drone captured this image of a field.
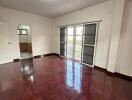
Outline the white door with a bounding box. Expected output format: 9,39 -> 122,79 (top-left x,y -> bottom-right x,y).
0,22 -> 12,64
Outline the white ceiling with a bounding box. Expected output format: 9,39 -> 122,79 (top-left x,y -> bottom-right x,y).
0,0 -> 107,18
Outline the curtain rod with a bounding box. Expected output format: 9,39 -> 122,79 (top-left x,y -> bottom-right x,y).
58,20 -> 102,28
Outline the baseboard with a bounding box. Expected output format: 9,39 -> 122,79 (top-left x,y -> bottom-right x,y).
94,66 -> 107,72
33,55 -> 42,59
13,57 -> 34,62
94,66 -> 114,76
21,57 -> 33,60
43,53 -> 60,57
115,72 -> 132,81
13,58 -> 20,62
94,65 -> 132,81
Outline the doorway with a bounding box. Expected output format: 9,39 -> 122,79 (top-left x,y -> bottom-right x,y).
67,26 -> 74,58
60,22 -> 98,66
67,25 -> 83,61
18,25 -> 33,59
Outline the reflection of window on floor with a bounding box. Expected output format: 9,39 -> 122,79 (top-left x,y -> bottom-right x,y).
66,60 -> 82,92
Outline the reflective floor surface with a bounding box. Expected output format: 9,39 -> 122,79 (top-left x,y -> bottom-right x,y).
0,56 -> 132,100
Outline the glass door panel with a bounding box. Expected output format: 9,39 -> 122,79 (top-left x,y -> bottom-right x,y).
76,26 -> 83,35
60,27 -> 67,56
76,36 -> 82,43
67,27 -> 74,58
82,23 -> 97,66
82,45 -> 94,65
75,43 -> 82,60
75,25 -> 83,60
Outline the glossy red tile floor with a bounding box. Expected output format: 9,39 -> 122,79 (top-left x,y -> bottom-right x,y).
0,56 -> 132,100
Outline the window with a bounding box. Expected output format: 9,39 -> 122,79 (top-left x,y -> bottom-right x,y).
18,29 -> 28,35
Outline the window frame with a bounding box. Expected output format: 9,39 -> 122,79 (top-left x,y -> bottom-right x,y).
18,29 -> 28,35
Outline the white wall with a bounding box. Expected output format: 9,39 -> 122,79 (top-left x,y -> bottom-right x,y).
52,0 -> 129,76
116,0 -> 132,76
52,0 -> 114,69
0,0 -> 131,77
0,7 -> 53,59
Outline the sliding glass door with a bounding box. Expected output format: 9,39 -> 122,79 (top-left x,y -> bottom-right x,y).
67,26 -> 74,58
66,25 -> 83,60
75,25 -> 83,60
60,27 -> 67,56
60,22 -> 98,66
82,23 -> 97,66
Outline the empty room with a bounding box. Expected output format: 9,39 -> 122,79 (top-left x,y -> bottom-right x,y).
0,0 -> 132,100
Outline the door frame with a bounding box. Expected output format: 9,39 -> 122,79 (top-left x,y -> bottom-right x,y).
59,21 -> 99,67
17,24 -> 33,60
81,22 -> 99,67
0,21 -> 13,64
66,24 -> 84,62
